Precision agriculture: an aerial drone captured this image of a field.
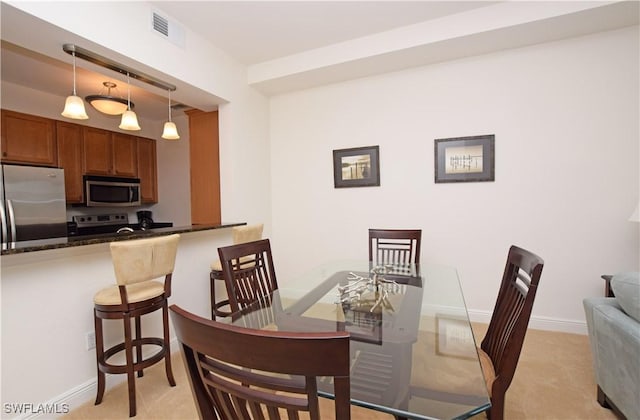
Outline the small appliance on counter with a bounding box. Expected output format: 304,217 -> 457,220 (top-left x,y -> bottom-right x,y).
1,164 -> 68,245
137,210 -> 153,230
136,210 -> 173,231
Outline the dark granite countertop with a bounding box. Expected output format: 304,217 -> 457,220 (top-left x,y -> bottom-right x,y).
1,222 -> 246,256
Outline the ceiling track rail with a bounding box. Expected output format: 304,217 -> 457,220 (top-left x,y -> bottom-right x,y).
63,43 -> 176,92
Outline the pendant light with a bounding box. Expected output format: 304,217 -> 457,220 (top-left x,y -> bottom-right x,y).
119,72 -> 141,131
86,81 -> 130,115
61,51 -> 89,120
161,89 -> 180,140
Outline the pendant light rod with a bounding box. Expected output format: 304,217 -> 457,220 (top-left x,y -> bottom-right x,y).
71,51 -> 78,95
126,73 -> 132,109
63,43 -> 176,92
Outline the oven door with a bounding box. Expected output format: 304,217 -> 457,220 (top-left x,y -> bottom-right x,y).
85,176 -> 141,207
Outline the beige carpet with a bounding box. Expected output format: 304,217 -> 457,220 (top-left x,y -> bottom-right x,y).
64,324 -> 616,420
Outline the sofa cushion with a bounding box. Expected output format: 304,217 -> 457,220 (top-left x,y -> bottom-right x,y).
611,272 -> 640,323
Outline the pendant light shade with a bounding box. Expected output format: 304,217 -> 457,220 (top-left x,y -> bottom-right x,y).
162,122 -> 180,140
61,51 -> 89,120
161,89 -> 180,140
119,73 -> 141,131
62,95 -> 88,119
86,81 -> 130,115
120,110 -> 141,131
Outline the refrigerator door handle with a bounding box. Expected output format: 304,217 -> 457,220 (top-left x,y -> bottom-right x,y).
6,199 -> 16,241
1,201 -> 7,243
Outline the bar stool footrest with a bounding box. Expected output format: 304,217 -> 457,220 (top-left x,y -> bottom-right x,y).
98,337 -> 167,374
213,299 -> 232,318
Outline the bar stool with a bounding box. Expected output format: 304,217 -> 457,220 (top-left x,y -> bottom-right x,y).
93,234 -> 180,417
210,223 -> 263,319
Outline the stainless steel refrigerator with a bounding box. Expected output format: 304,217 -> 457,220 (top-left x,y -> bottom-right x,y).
1,164 -> 67,245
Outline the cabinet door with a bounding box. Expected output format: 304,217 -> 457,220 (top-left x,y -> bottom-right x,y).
83,127 -> 113,175
187,110 -> 221,224
137,137 -> 158,203
56,121 -> 84,203
1,109 -> 57,166
112,133 -> 138,177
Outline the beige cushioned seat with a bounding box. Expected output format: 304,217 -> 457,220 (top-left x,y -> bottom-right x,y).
95,235 -> 180,306
94,281 -> 165,305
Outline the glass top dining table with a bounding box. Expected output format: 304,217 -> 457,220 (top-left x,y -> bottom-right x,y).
228,260 -> 491,420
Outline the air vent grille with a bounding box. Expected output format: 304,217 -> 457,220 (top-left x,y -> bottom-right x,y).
152,12 -> 169,37
150,10 -> 185,48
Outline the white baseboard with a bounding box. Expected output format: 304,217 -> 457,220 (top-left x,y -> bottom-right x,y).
15,338 -> 180,420
467,310 -> 588,335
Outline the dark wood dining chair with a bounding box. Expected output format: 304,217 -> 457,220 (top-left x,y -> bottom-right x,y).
369,229 -> 422,265
209,223 -> 264,319
169,304 -> 351,420
218,238 -> 279,315
478,245 -> 544,420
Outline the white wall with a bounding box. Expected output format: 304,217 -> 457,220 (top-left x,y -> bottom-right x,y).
270,26 -> 640,332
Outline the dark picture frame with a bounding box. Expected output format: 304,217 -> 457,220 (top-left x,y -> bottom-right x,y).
333,145 -> 380,188
434,134 -> 495,183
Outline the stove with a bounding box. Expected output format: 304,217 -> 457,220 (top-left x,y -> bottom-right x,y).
70,213 -> 130,236
68,213 -> 173,237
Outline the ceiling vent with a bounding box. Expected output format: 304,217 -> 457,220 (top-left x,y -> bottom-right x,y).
151,10 -> 185,49
152,13 -> 169,37
171,103 -> 193,112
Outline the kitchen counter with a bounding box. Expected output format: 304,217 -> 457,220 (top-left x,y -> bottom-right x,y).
0,222 -> 246,255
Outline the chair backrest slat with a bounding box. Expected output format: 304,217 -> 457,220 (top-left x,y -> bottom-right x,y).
170,305 -> 351,420
481,245 -> 544,395
219,239 -> 279,314
368,229 -> 422,266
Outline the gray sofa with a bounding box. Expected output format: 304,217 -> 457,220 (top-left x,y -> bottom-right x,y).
583,272 -> 640,419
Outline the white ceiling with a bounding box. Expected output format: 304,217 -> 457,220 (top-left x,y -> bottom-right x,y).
1,1 -> 638,121
149,1 -> 497,65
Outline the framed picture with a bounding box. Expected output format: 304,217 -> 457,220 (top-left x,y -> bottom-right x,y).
333,146 -> 380,188
434,134 -> 495,183
435,314 -> 476,359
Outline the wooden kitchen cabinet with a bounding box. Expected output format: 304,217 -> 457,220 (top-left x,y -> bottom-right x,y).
1,109 -> 57,166
56,121 -> 84,203
84,128 -> 139,177
112,133 -> 138,177
2,110 -> 156,205
137,137 -> 158,203
187,109 -> 221,224
83,127 -> 113,176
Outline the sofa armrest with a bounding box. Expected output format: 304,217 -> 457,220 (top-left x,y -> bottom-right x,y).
583,297 -> 640,419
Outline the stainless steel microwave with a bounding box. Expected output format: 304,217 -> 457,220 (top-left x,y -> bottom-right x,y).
84,176 -> 141,207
